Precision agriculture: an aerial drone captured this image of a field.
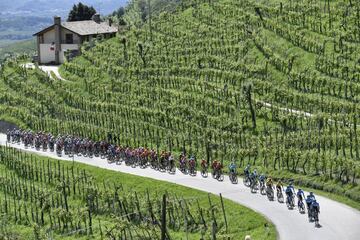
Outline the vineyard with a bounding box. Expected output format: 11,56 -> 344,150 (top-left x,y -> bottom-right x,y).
0,145 -> 275,239
0,0 -> 360,209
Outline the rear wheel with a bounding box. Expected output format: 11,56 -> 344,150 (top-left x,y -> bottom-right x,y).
243,176 -> 250,187
277,190 -> 283,203
313,211 -> 319,226
229,172 -> 238,184
217,171 -> 224,182
201,168 -> 208,178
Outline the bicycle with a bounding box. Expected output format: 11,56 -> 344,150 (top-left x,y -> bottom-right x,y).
229,170 -> 238,184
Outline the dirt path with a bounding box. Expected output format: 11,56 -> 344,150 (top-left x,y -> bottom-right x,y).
22,63 -> 67,81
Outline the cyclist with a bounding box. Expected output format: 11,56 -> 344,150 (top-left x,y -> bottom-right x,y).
297,189 -> 305,202
168,154 -> 175,169
249,171 -> 257,187
259,174 -> 266,187
276,179 -> 283,195
179,153 -> 187,168
212,160 -> 218,171
229,161 -> 237,174
253,169 -> 258,179
297,188 -> 305,209
200,159 -> 208,169
285,183 -> 295,200
215,161 -> 223,176
310,200 -> 320,214
189,156 -> 196,171
244,164 -> 251,177
266,177 -> 273,188
308,192 -> 316,200
306,192 -> 316,209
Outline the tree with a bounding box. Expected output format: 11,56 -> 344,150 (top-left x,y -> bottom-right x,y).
112,7 -> 125,19
67,3 -> 96,22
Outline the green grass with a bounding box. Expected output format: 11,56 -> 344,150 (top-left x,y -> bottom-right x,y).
0,146 -> 276,240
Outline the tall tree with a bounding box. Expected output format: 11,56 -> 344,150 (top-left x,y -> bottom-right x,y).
112,7 -> 125,19
67,3 -> 96,22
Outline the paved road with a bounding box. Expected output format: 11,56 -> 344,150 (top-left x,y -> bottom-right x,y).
23,63 -> 67,81
0,134 -> 359,240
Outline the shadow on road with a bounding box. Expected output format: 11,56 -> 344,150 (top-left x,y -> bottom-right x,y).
0,120 -> 19,134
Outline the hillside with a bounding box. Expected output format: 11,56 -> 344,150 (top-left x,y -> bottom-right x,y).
1,0 -> 360,206
0,39 -> 36,61
0,145 -> 275,239
0,0 -> 126,16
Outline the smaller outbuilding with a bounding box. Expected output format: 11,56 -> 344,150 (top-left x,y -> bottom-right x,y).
33,14 -> 117,65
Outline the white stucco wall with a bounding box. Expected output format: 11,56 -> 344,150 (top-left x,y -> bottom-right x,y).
40,44 -> 55,63
40,44 -> 79,64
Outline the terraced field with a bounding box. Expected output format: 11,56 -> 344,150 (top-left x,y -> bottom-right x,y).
0,0 -> 359,205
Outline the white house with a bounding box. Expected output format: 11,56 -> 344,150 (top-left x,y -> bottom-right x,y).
33,14 -> 117,65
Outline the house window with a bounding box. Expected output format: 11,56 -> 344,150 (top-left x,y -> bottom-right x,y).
65,34 -> 73,44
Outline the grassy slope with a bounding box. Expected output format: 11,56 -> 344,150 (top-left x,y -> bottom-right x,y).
0,0 -> 359,212
0,147 -> 275,240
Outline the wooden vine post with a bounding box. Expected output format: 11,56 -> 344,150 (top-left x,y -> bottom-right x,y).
219,193 -> 228,235
161,194 -> 167,240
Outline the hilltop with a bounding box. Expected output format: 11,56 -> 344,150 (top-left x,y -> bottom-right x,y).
1,0 -> 360,206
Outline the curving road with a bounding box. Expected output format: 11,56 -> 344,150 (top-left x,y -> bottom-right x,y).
0,134 -> 359,240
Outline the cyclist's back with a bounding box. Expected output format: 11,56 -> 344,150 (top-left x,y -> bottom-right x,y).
297,189 -> 305,201
311,200 -> 320,214
229,162 -> 236,174
285,185 -> 294,197
266,177 -> 273,187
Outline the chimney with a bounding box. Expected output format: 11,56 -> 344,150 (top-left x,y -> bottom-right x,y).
54,16 -> 61,25
108,18 -> 113,27
54,16 -> 61,64
92,13 -> 101,24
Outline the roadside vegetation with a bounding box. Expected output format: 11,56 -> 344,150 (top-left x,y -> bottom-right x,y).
0,0 -> 359,214
0,146 -> 275,239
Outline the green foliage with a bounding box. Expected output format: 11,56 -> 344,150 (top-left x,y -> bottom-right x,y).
0,146 -> 275,239
0,0 -> 360,208
67,2 -> 97,22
